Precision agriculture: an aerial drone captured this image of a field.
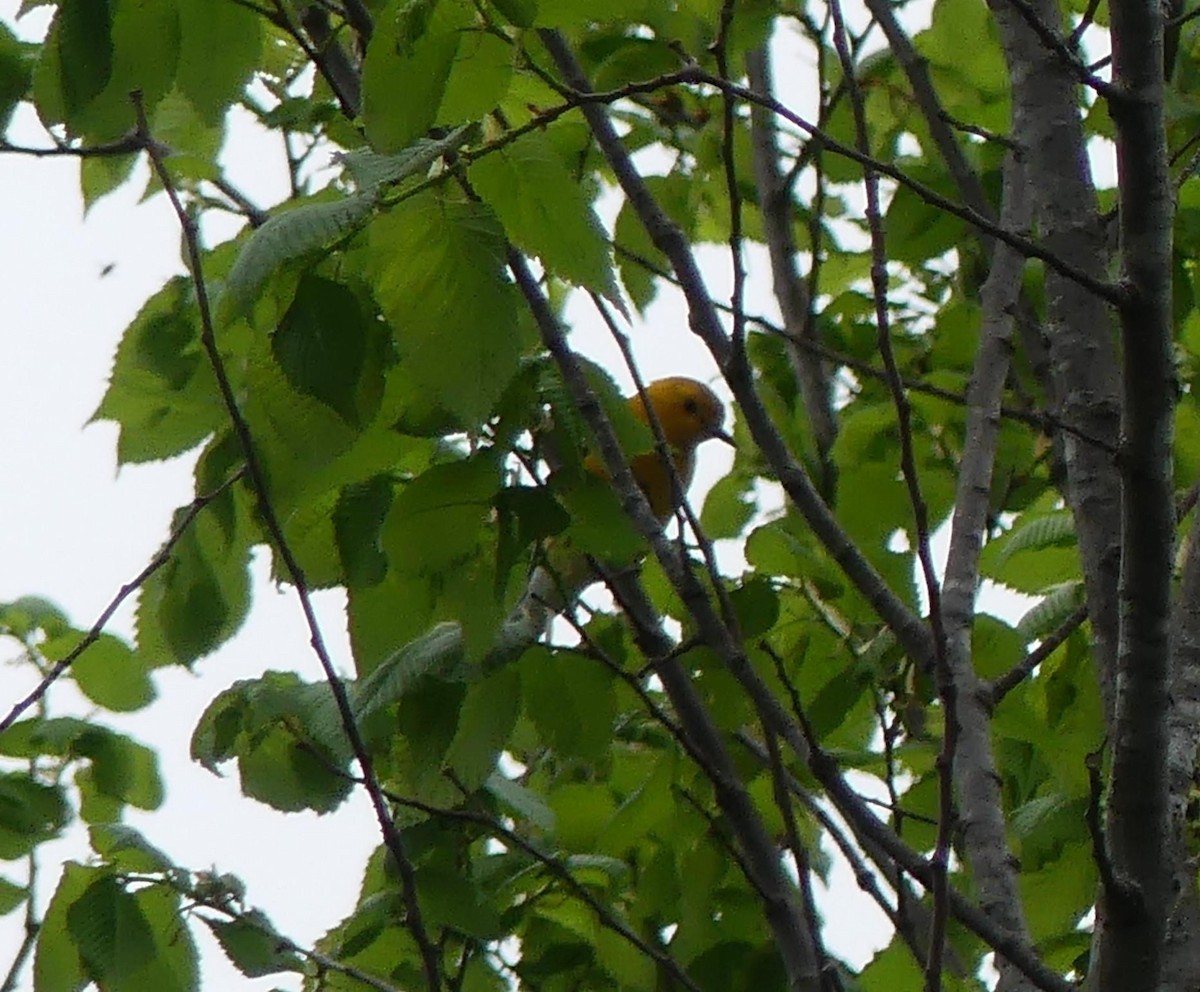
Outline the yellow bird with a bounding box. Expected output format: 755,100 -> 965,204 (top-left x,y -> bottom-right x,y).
583,376 -> 733,519
521,376 -> 733,628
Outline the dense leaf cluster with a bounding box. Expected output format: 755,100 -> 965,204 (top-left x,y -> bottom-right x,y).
0,0 -> 1190,989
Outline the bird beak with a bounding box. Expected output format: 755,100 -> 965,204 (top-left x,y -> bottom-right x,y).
711,426 -> 735,448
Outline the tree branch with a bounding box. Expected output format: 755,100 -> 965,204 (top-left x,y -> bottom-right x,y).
989,0 -> 1124,727
938,152 -> 1040,987
1099,0 -> 1177,982
746,45 -> 838,489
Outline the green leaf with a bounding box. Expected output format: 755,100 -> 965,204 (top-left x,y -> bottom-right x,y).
0,24 -> 33,131
122,884 -> 199,992
348,569 -> 440,677
0,595 -> 70,639
35,862 -> 94,991
174,0 -> 261,123
335,475 -> 395,588
614,175 -> 691,311
439,29 -> 515,124
490,0 -> 538,26
981,509 -> 1079,594
883,169 -> 966,266
190,672 -> 355,813
0,774 -> 69,859
362,0 -> 465,152
521,646 -> 616,763
390,679 -> 470,807
494,484 -> 571,585
533,0 -> 652,27
728,576 -> 780,639
73,728 -> 163,811
219,193 -> 376,322
1019,841 -> 1097,942
143,86 -> 224,181
34,0 -> 181,141
367,192 -> 522,424
971,613 -> 1024,681
699,470 -> 756,539
601,752 -> 676,856
595,923 -> 656,991
201,916 -> 305,978
471,131 -> 619,302
91,276 -> 224,465
485,771 -> 555,830
384,456 -> 500,573
0,875 -> 25,916
548,782 -> 616,851
416,866 -> 504,939
239,726 -> 354,814
272,274 -> 388,427
1016,582 -> 1084,641
445,666 -> 520,789
32,0 -> 114,130
89,824 -> 174,873
362,3 -> 511,143
81,150 -> 138,212
337,125 -> 476,193
859,936 -> 924,992
67,874 -> 156,986
136,499 -> 252,667
40,631 -> 155,713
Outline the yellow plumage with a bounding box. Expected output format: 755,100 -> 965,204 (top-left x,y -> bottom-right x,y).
521,376 -> 732,628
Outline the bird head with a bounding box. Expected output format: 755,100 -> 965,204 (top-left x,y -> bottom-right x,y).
632,376 -> 734,450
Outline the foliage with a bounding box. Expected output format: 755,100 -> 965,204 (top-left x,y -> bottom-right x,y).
0,0 -> 1191,990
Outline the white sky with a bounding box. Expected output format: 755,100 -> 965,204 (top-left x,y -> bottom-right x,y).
0,1 -> 1004,986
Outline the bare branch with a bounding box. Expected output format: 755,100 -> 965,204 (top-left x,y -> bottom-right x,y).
1098,0 -> 1177,982
746,45 -> 838,486
939,152 -> 1040,987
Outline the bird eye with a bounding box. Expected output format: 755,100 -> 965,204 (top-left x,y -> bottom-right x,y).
683,398 -> 700,415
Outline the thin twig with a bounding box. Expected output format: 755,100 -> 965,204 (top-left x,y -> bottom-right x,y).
476,61 -> 1123,306
688,69 -> 1123,305
130,93 -> 443,992
0,135 -> 143,158
1085,745 -> 1140,914
0,467 -> 246,734
826,8 -> 953,981
1068,0 -> 1105,45
510,237 -> 822,987
988,601 -> 1090,705
0,852 -> 37,992
712,0 -> 748,355
735,727 -> 933,975
342,0 -> 374,41
789,682 -> 1075,992
174,876 -> 405,992
274,0 -> 361,117
208,177 -> 270,227
761,728 -> 836,988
